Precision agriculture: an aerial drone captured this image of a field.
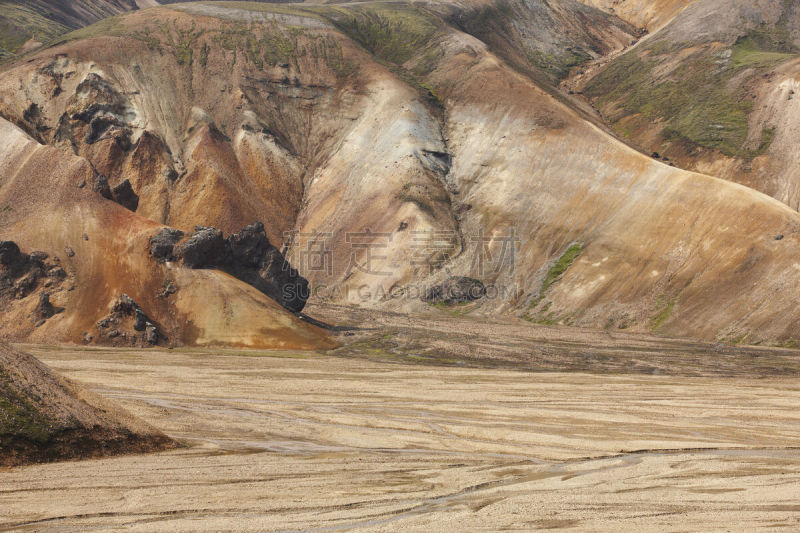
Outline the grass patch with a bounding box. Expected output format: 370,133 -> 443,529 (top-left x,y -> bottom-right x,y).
55,15 -> 125,44
319,3 -> 439,65
0,370 -> 52,444
527,47 -> 592,81
650,295 -> 676,330
731,35 -> 795,69
0,2 -> 68,57
524,243 -> 582,321
587,26 -> 798,158
541,243 -> 583,294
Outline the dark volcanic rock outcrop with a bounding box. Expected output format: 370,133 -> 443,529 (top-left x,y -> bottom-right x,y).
149,222 -> 309,313
0,242 -> 66,302
95,294 -> 161,347
0,241 -> 22,266
224,222 -> 309,314
175,226 -> 225,268
149,228 -> 184,262
424,277 -> 486,305
34,292 -> 55,320
112,179 -> 139,212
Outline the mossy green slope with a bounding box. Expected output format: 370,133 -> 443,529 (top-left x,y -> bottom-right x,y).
0,0 -> 138,61
586,6 -> 799,158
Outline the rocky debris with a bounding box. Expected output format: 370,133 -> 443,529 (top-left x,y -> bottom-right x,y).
93,174 -> 113,200
64,246 -> 75,258
34,292 -> 55,320
157,279 -> 177,298
149,222 -> 309,312
69,74 -> 134,146
111,179 -> 139,212
0,242 -> 66,302
0,241 -> 23,266
149,228 -> 184,262
175,226 -> 225,268
145,324 -> 158,345
424,277 -> 486,305
29,251 -> 49,263
95,294 -> 160,346
47,267 -> 66,280
223,222 -> 309,313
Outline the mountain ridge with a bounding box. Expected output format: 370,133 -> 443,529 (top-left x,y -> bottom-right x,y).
0,0 -> 798,346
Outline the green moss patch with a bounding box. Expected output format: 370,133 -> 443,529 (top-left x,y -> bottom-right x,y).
0,370 -> 52,445
525,243 -> 583,321
527,47 -> 592,81
650,295 -> 676,331
541,243 -> 583,294
587,27 -> 798,158
320,3 -> 439,66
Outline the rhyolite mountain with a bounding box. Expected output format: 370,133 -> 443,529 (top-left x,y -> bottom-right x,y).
1,0 -> 799,347
0,0 -> 148,61
580,0 -> 800,210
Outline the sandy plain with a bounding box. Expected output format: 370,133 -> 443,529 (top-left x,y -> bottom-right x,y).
2,311 -> 800,531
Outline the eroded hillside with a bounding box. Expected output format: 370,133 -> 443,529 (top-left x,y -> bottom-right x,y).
1,0 -> 799,346
576,0 -> 695,31
0,118 -> 333,349
0,0 -> 142,61
581,0 -> 800,210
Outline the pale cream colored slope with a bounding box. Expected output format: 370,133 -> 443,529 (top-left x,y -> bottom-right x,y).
425,32 -> 800,342
576,0 -> 695,30
0,118 -> 333,349
292,76 -> 459,304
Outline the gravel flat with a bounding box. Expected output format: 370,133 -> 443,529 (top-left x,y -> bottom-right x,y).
1,344 -> 799,531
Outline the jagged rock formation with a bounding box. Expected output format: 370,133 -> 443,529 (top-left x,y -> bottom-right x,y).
153,222 -> 309,313
0,118 -> 333,349
94,294 -> 160,346
149,228 -> 184,262
0,342 -> 175,467
0,241 -> 68,329
111,178 -> 139,212
175,227 -> 225,269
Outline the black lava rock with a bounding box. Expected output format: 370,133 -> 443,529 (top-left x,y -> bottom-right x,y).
112,179 -> 139,212
0,241 -> 22,266
93,174 -> 113,200
149,228 -> 185,262
176,227 -> 225,268
226,222 -> 270,268
34,292 -> 55,319
424,276 -> 486,305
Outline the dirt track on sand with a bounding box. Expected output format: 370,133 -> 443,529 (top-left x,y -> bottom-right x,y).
1,342 -> 799,531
